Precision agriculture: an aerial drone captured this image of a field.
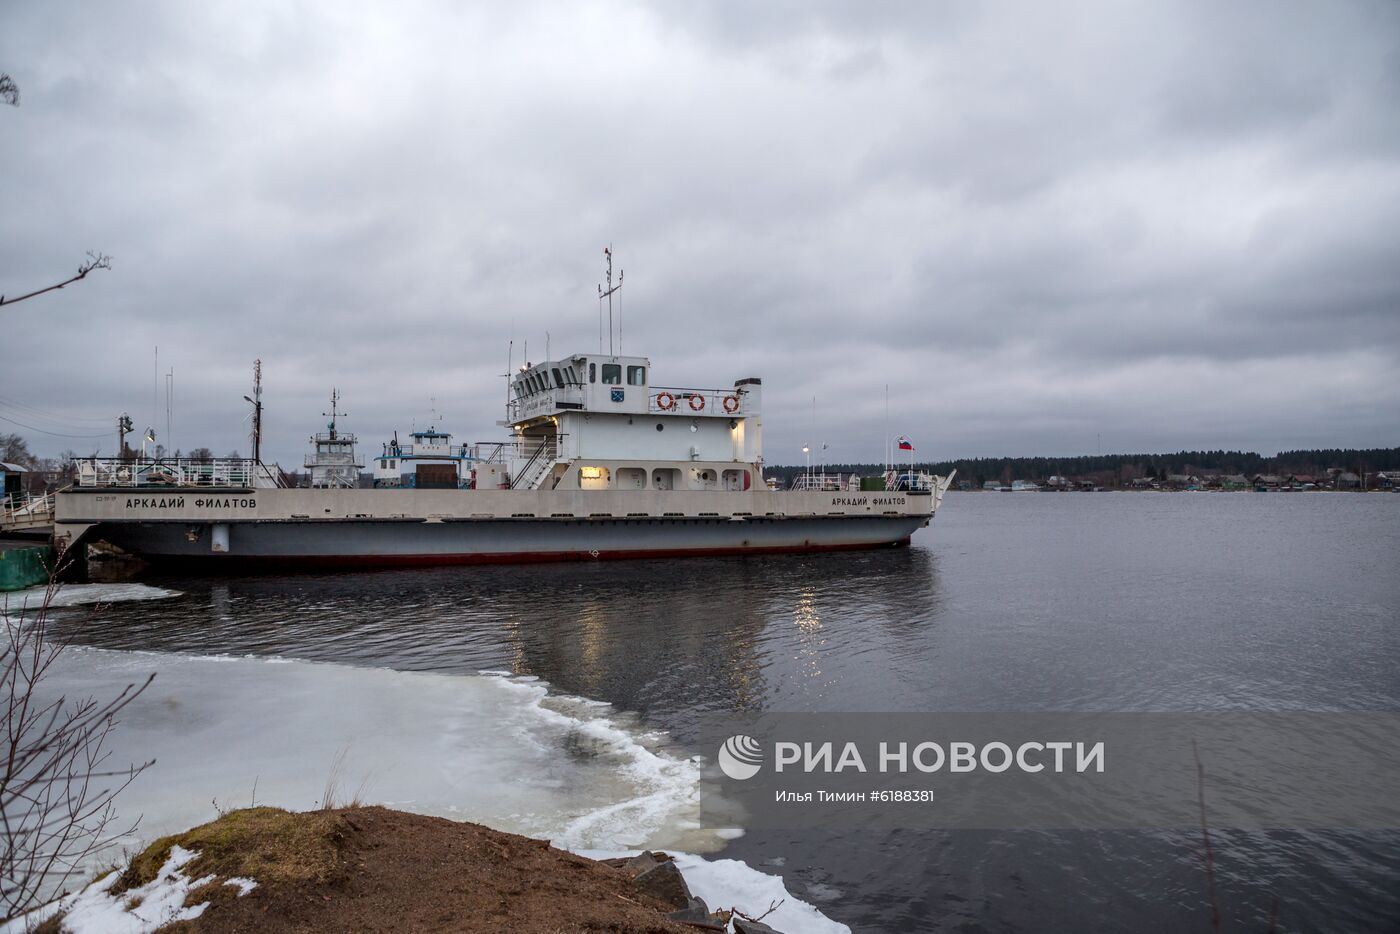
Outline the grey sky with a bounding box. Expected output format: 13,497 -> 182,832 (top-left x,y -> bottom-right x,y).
2,0 -> 1397,467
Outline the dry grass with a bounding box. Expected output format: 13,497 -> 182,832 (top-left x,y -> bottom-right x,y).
113,807 -> 353,895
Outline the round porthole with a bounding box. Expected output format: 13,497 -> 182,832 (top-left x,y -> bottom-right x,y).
656,423 -> 664,431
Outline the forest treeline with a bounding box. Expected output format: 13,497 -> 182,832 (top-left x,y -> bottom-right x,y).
768,448 -> 1400,487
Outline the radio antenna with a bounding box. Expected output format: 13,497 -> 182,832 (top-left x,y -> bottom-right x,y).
599,245 -> 623,356
323,389 -> 344,441
242,359 -> 263,463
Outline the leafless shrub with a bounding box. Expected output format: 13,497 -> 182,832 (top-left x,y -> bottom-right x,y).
319,748 -> 370,810
1,557 -> 155,922
732,898 -> 784,923
0,73 -> 17,107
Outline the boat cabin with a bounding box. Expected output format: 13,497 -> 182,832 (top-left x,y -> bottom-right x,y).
372,428 -> 473,489
498,352 -> 764,492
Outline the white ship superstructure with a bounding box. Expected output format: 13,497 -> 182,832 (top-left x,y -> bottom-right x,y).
373,428 -> 473,489
306,391 -> 361,489
488,352 -> 762,496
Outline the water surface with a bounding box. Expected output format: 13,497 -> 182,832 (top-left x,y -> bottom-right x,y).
45,492 -> 1400,932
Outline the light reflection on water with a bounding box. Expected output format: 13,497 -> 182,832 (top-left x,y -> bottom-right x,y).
48,493 -> 1400,932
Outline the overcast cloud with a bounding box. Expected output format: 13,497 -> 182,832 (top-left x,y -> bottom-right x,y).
2,0 -> 1398,466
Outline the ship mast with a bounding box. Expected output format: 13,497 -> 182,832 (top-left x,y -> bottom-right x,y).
598,246 -> 623,356
243,359 -> 263,464
324,389 -> 343,442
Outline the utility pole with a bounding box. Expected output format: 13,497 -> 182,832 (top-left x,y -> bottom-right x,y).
243,359 -> 263,463
117,413 -> 133,461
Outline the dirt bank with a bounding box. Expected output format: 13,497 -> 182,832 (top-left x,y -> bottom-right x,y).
89,806 -> 765,933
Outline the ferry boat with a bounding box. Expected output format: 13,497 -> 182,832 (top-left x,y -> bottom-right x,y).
306,391 -> 361,489
54,331 -> 952,569
372,426 -> 474,489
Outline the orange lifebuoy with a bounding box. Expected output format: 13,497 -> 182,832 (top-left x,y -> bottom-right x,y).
656,391 -> 676,411
722,394 -> 740,414
689,394 -> 706,412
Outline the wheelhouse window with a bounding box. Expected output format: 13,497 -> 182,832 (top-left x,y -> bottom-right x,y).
552,368 -> 564,388
602,364 -> 622,384
627,365 -> 646,386
589,363 -> 597,383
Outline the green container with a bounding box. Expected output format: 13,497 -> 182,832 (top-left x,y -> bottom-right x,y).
0,543 -> 54,592
859,476 -> 886,492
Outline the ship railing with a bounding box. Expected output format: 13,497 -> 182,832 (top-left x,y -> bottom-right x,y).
507,388 -> 586,423
74,457 -> 286,489
310,471 -> 359,489
509,439 -> 558,490
649,386 -> 751,416
304,453 -> 362,468
0,491 -> 55,533
884,469 -> 938,492
789,473 -> 850,492
381,443 -> 471,459
471,436 -> 567,464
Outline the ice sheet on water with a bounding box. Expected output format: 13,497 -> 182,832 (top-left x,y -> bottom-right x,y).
41,649 -> 718,855
2,582 -> 181,611
24,650 -> 848,933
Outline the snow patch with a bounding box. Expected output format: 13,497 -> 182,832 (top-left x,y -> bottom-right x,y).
1,846 -> 255,934
580,849 -> 851,934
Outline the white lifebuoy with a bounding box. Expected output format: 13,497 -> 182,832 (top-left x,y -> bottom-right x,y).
723,394 -> 740,414
656,391 -> 676,411
689,394 -> 706,412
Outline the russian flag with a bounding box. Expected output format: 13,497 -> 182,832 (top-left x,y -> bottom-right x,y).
897,436 -> 914,452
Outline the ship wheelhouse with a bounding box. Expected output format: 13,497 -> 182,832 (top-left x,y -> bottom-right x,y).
500,352 -> 764,493
372,427 -> 473,489
306,425 -> 361,489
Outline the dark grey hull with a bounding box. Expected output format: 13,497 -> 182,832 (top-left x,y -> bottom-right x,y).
92,514 -> 928,569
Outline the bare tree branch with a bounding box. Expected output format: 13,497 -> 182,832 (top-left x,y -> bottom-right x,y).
0,252 -> 113,309
1,548 -> 155,921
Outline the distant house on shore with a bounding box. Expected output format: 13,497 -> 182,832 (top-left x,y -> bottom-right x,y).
0,463 -> 27,505
1335,471 -> 1361,489
1222,474 -> 1249,490
1251,474 -> 1284,491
